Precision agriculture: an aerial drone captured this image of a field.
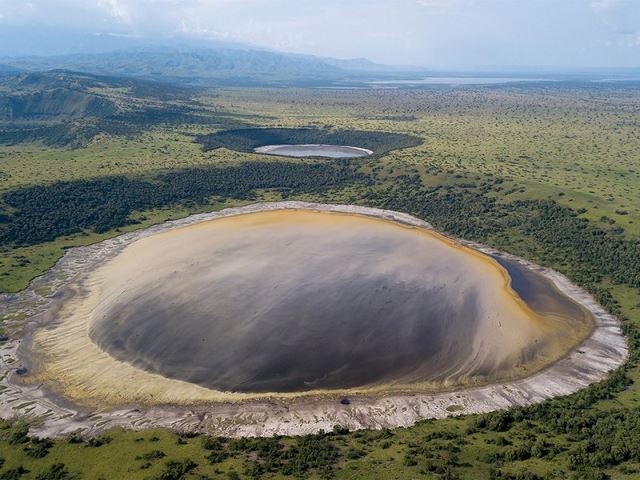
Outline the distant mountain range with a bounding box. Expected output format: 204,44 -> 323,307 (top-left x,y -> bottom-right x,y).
1,47 -> 426,86
0,26 -> 423,86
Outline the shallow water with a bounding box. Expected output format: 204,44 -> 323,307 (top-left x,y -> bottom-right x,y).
254,144 -> 372,158
368,77 -> 551,86
492,254 -> 588,321
87,210 -> 591,393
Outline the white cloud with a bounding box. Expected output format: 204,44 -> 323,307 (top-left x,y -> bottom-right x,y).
0,0 -> 639,65
591,0 -> 640,36
97,0 -> 132,23
415,0 -> 473,13
591,0 -> 616,11
0,0 -> 239,32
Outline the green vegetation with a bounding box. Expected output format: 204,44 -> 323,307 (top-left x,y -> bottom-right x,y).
0,71 -> 242,149
0,76 -> 639,478
363,177 -> 640,291
196,127 -> 422,155
0,160 -> 362,246
0,87 -> 117,121
212,86 -> 640,236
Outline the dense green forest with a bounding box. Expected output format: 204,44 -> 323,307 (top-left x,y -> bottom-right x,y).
196,127 -> 422,155
0,160 -> 362,245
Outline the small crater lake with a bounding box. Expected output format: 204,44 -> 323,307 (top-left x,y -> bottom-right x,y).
254,144 -> 373,158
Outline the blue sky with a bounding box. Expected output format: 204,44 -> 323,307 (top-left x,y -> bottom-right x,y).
0,0 -> 638,67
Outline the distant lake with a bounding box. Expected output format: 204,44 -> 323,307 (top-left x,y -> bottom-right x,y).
591,77 -> 640,83
368,77 -> 552,86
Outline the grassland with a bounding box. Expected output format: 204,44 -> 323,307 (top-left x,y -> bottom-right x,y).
0,82 -> 640,479
212,87 -> 640,234
0,418 -> 592,480
0,131 -> 250,190
1,84 -> 639,292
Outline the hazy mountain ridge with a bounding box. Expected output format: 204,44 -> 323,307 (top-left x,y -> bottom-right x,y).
0,46 -> 393,86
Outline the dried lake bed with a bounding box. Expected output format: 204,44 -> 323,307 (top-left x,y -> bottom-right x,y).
0,202 -> 628,437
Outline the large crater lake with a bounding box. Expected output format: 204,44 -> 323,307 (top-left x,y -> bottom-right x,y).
80,209 -> 592,394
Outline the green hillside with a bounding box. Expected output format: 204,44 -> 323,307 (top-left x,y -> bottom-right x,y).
0,71 -> 242,148
0,88 -> 117,121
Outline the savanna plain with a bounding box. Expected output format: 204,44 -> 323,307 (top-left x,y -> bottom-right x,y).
0,76 -> 639,480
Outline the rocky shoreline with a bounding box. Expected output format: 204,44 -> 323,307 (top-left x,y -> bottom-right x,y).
0,202 -> 628,438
